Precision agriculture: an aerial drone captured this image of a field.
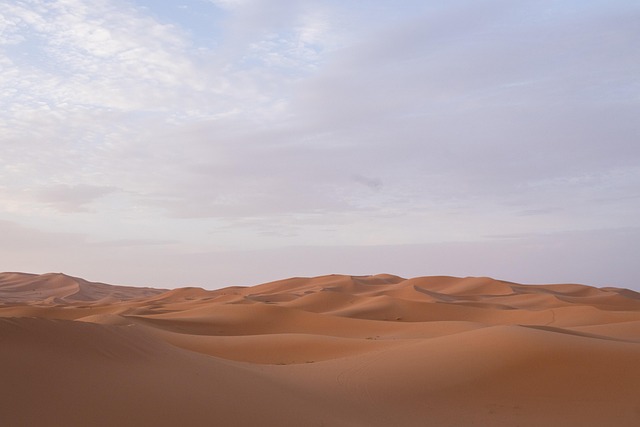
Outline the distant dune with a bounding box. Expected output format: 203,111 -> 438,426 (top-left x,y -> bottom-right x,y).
1,272 -> 639,426
0,272 -> 165,304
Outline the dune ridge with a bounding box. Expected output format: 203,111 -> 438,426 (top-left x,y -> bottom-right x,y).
1,272 -> 639,426
0,272 -> 166,304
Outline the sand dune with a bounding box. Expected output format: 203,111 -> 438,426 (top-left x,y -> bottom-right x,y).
0,317 -> 353,427
1,272 -> 639,426
0,272 -> 165,304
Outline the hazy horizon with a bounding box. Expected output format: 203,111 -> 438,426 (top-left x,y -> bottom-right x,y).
1,0 -> 639,290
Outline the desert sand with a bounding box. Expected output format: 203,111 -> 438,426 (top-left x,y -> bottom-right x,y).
1,271 -> 639,426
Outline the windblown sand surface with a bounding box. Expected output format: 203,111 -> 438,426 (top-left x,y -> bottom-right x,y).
1,272 -> 639,426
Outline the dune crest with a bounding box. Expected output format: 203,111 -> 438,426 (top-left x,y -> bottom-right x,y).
1,272 -> 639,426
0,272 -> 166,304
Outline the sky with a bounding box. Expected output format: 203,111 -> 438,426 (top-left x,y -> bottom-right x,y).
1,0 -> 639,290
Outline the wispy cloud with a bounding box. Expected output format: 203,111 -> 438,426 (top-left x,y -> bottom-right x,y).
35,184 -> 117,213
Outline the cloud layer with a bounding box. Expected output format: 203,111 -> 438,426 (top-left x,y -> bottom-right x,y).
1,0 -> 639,288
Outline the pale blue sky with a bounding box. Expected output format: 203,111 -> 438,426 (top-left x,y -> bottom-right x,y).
1,0 -> 639,289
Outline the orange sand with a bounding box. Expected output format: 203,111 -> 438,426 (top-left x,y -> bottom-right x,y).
1,272 -> 639,426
